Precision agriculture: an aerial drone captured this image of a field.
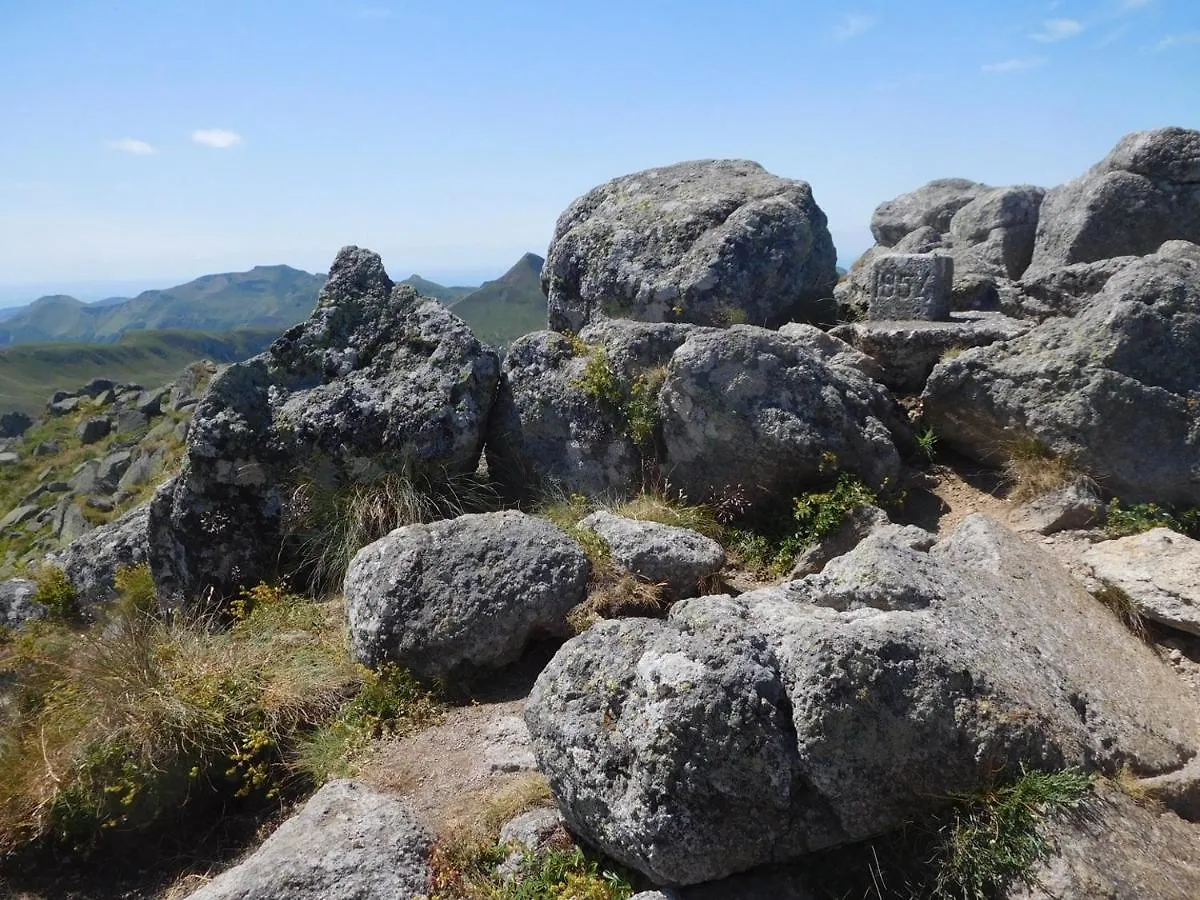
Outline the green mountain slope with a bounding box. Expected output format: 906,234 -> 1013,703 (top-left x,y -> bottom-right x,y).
0,328 -> 281,416
399,274 -> 476,304
0,265 -> 325,346
448,253 -> 547,348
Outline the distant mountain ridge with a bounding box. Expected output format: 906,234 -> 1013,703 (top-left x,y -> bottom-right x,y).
445,252 -> 547,348
398,274 -> 476,304
0,265 -> 326,347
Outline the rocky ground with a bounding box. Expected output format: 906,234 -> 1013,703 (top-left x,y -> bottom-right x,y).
2,126 -> 1200,898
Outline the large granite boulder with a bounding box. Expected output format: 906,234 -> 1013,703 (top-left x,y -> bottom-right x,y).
526,517 -> 1200,885
345,511 -> 588,679
0,578 -> 45,629
923,251 -> 1200,506
870,179 -> 990,247
1027,127 -> 1200,276
187,780 -> 432,900
658,325 -> 910,508
486,321 -> 702,498
149,247 -> 500,604
543,160 -> 838,332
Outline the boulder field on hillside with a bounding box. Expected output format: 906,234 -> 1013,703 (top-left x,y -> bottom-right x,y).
7,127 -> 1200,898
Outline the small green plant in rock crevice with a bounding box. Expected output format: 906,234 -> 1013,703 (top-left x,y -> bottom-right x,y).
928,767 -> 1093,900
916,426 -> 940,463
1106,497 -> 1200,539
803,766 -> 1094,900
730,469 -> 880,576
568,339 -> 666,457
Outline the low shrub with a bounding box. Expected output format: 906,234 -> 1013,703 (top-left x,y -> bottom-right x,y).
1106,498 -> 1200,539
730,472 -> 879,576
31,566 -> 79,621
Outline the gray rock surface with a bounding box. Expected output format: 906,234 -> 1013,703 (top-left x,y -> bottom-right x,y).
0,412 -> 32,438
866,253 -> 953,320
871,178 -> 989,246
543,160 -> 838,332
578,510 -> 724,597
527,516 -> 1200,885
923,251 -> 1200,505
187,780 -> 432,900
76,417 -> 111,444
1010,480 -> 1105,536
787,503 -> 891,577
0,578 -> 45,629
658,325 -> 910,508
948,185 -> 1046,278
47,503 -> 149,608
486,322 -> 701,498
830,311 -> 1029,393
1083,528 -> 1200,636
499,807 -> 566,851
1012,255 -> 1136,319
1003,781 -> 1200,900
1028,127 -> 1200,275
149,246 -> 500,603
345,511 -> 588,679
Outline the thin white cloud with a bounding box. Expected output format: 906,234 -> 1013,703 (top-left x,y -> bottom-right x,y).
982,56 -> 1047,73
1155,31 -> 1200,51
107,138 -> 157,156
191,129 -> 243,149
834,13 -> 879,41
1030,18 -> 1084,42
1121,0 -> 1153,10
1095,25 -> 1129,48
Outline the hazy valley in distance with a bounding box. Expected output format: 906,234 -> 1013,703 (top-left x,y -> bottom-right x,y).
0,252 -> 547,416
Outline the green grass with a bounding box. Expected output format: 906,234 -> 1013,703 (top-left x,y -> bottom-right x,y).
281,455 -> 498,596
928,768 -> 1093,900
730,471 -> 879,576
802,767 -> 1094,900
0,572 -> 440,857
427,775 -> 633,900
0,327 -> 279,417
1106,498 -> 1200,539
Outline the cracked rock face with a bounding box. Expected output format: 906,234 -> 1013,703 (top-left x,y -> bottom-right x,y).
526,517 -> 1200,885
149,246 -> 500,604
543,160 -> 838,333
923,250 -> 1200,506
1027,127 -> 1200,276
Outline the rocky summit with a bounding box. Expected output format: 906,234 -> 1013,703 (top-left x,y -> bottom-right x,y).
4,127 -> 1200,900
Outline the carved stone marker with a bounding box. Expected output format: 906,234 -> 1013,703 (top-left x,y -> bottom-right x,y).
868,253 -> 953,321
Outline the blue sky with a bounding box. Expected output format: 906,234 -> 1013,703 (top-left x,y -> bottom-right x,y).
0,0 -> 1196,305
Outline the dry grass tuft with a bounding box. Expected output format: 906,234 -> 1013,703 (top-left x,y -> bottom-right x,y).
1002,437 -> 1081,503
